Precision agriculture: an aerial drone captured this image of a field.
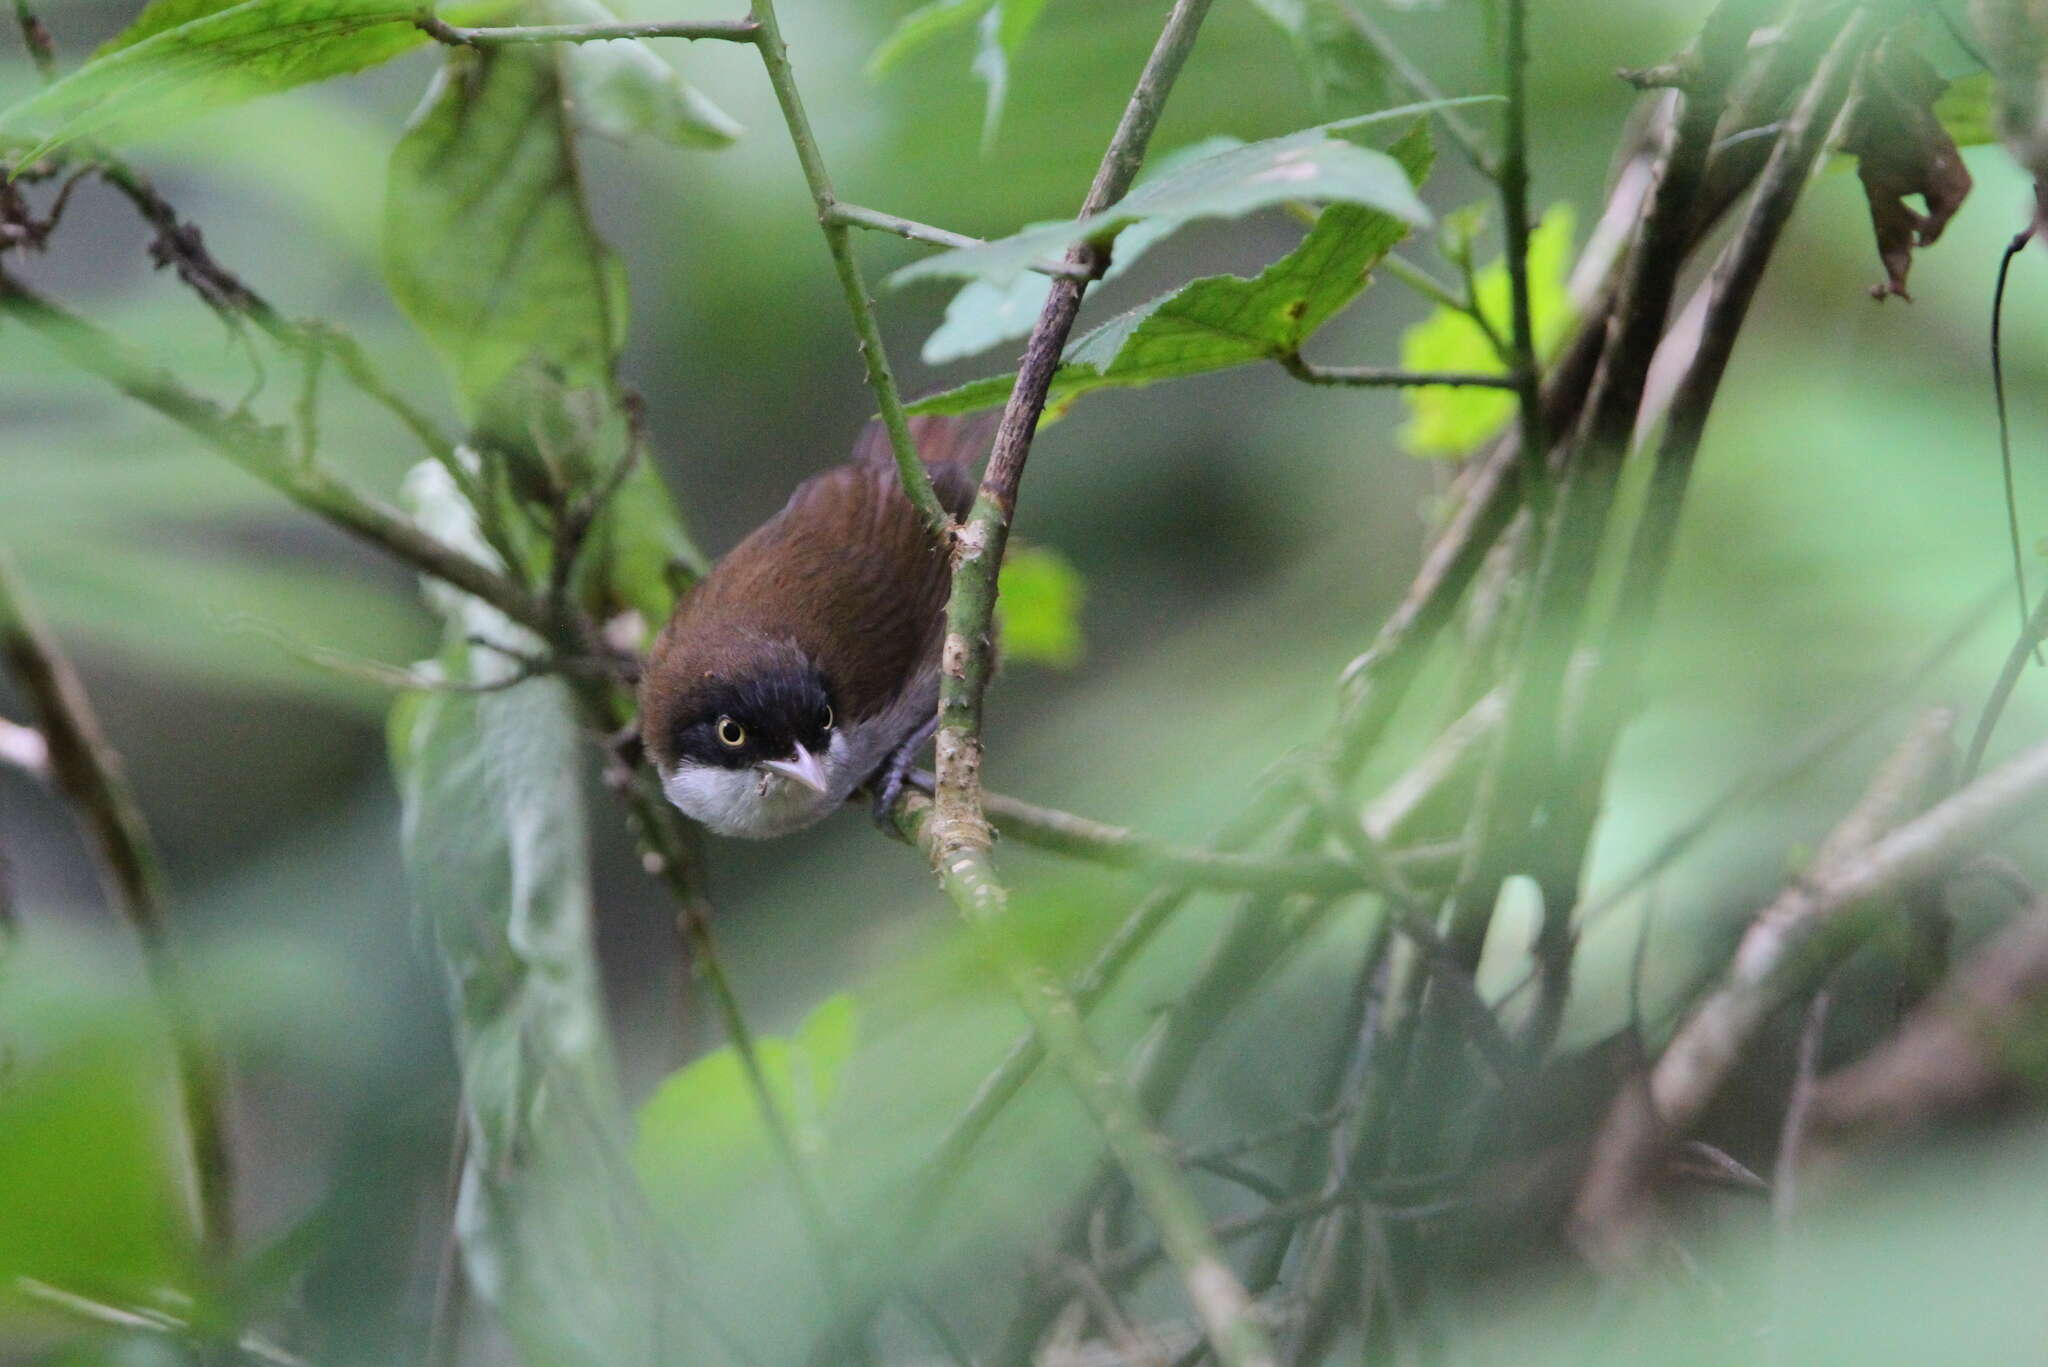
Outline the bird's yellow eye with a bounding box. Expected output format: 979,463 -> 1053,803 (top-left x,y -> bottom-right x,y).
716,717 -> 746,748
821,705 -> 834,731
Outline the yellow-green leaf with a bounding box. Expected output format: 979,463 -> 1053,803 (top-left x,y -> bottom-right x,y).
998,544 -> 1085,668
1398,202 -> 1576,458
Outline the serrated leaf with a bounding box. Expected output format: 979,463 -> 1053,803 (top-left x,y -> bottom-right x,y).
1244,0 -> 1385,107
384,44 -> 703,618
996,544 -> 1084,667
0,0 -> 429,158
394,464 -> 682,1367
911,123 -> 1432,417
1399,201 -> 1575,457
922,136 -> 1242,364
892,114 -> 1434,289
634,994 -> 860,1224
547,0 -> 740,148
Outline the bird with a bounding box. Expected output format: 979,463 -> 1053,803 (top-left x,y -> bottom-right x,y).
637,415 -> 990,839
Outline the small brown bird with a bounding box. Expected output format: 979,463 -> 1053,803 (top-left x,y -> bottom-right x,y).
637,416 -> 988,838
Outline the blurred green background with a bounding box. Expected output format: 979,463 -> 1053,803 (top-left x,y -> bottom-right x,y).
6,0 -> 2048,1362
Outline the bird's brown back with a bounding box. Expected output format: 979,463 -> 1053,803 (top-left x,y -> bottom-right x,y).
643,416 -> 986,736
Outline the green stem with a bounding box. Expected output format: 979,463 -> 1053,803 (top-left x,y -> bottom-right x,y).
746,0 -> 950,535
827,202 -> 1092,274
1280,356 -> 1520,389
419,15 -> 760,43
0,270 -> 552,636
0,547 -> 234,1256
899,796 -> 1278,1367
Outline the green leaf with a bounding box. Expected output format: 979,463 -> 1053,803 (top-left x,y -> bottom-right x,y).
547,0 -> 741,148
922,136 -> 1243,363
911,123 -> 1432,417
867,0 -> 993,76
891,109 -> 1442,289
634,994 -> 860,1224
1243,0 -> 1384,108
384,44 -> 703,621
1398,201 -> 1576,457
385,46 -> 621,416
393,464 -> 685,1367
1933,70 -> 1997,148
996,544 -> 1085,667
0,0 -> 429,158
0,942 -> 198,1306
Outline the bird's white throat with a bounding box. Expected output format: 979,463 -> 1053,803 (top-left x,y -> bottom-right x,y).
659,729 -> 863,839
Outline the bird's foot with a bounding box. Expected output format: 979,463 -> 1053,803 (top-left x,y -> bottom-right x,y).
870,719 -> 938,840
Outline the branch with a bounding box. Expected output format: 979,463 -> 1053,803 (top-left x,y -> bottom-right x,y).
1573,6 -> 1876,794
968,780 -> 1428,894
928,0 -> 1215,860
417,16 -> 760,44
0,269 -> 553,636
1497,0 -> 1546,511
0,546 -> 234,1253
745,0 -> 950,534
824,202 -> 1089,277
895,793 -> 1279,1367
92,160 -> 469,488
1330,0 -> 1492,176
11,0 -> 54,79
1278,356 -> 1521,389
1572,707 -> 1973,1267
1812,897 -> 2048,1137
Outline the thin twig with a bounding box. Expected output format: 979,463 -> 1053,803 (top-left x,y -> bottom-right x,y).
12,1278 -> 307,1367
746,0 -> 950,534
0,269 -> 552,635
0,547 -> 234,1254
1772,989 -> 1830,1231
11,0 -> 54,79
897,794 -> 1279,1367
825,202 -> 1092,276
1278,356 -> 1520,389
1498,0 -> 1547,513
418,16 -> 761,44
1332,0 -> 1493,176
1573,706 -> 1964,1267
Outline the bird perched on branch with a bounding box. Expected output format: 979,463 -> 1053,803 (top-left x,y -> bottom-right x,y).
638,416 -> 989,838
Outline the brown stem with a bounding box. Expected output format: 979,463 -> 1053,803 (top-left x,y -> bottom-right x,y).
1572,705 -> 1962,1267
929,0 -> 1216,862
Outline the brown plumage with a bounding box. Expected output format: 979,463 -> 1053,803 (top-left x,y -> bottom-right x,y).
638,415 -> 990,837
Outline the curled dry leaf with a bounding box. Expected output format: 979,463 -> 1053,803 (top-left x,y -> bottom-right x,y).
1841,35 -> 1972,301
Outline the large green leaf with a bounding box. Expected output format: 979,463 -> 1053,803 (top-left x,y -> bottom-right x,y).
889,107 -> 1450,290
1243,0 -> 1384,108
0,0 -> 429,159
393,464 -> 695,1367
910,123 -> 1432,417
1398,201 -> 1576,457
384,43 -> 703,623
922,135 -> 1241,364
